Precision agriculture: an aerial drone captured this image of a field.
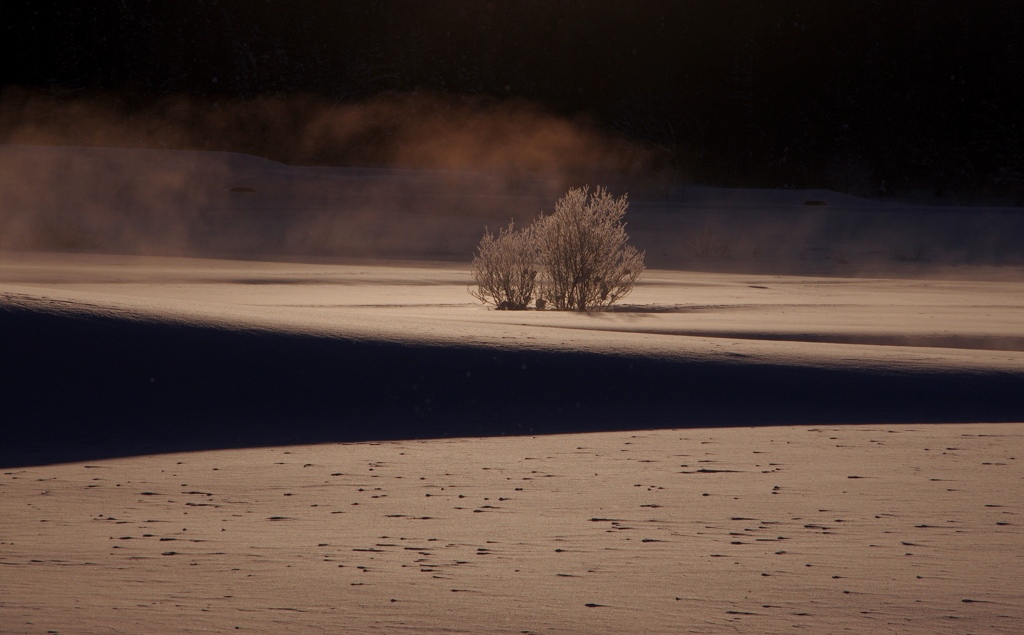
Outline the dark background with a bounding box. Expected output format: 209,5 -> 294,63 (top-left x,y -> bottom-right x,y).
3,0 -> 1023,199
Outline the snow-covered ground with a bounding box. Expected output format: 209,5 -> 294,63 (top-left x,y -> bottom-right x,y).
2,424 -> 1021,634
2,253 -> 1022,632
2,145 -> 1023,633
3,252 -> 1022,458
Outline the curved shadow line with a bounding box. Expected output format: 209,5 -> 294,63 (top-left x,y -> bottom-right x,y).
2,304 -> 1022,467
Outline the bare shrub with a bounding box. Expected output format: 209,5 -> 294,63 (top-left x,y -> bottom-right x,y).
470,221 -> 538,310
692,227 -> 729,257
535,186 -> 645,311
503,159 -> 529,191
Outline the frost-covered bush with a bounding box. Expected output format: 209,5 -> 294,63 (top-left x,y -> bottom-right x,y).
536,186 -> 644,311
470,221 -> 538,310
470,186 -> 644,311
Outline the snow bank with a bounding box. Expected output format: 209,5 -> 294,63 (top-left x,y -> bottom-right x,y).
2,254 -> 1021,467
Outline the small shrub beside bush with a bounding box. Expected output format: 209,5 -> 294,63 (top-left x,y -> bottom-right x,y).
470,221 -> 538,310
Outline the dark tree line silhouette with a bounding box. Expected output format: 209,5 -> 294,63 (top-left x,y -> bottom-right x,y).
5,0 -> 1022,199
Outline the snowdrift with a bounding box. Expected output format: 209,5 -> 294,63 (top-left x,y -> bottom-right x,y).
3,253 -> 1022,467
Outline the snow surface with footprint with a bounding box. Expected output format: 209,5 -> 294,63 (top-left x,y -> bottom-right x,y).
2,144 -> 1023,633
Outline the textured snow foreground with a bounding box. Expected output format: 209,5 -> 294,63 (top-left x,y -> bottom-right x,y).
1,252 -> 1023,633
2,426 -> 1022,634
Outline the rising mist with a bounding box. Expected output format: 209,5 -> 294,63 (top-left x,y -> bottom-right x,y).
0,89 -> 662,258
2,88 -> 1022,273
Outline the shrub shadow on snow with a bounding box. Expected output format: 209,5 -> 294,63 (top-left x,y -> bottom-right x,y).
602,304 -> 727,313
